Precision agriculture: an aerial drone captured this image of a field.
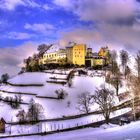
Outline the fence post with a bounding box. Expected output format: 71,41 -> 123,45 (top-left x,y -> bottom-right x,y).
61,124 -> 63,130
38,124 -> 39,133
77,123 -> 78,127
58,124 -> 59,131
54,124 -> 56,130
51,124 -> 53,131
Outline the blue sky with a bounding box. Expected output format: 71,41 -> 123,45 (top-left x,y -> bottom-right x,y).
0,0 -> 94,48
0,0 -> 78,47
0,0 -> 140,75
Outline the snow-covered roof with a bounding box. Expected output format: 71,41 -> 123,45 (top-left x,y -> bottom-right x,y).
66,42 -> 77,48
46,44 -> 61,53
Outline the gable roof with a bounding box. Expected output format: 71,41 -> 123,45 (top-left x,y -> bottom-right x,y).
0,118 -> 6,123
46,44 -> 61,53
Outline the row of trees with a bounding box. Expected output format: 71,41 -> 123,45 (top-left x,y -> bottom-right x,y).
23,44 -> 52,72
128,51 -> 140,120
16,99 -> 44,123
106,49 -> 130,96
77,49 -> 140,123
5,95 -> 22,109
0,73 -> 9,83
77,86 -> 114,124
108,49 -> 140,121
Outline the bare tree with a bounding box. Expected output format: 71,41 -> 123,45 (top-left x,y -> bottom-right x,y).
110,60 -> 120,76
16,109 -> 26,123
120,50 -> 129,78
68,78 -> 73,87
110,50 -> 117,61
24,56 -> 33,72
111,76 -> 122,96
13,95 -> 23,109
93,87 -> 114,124
108,71 -> 122,96
110,50 -> 118,75
135,51 -> 140,81
37,44 -> 53,58
126,51 -> 140,120
128,74 -> 140,121
26,99 -> 44,123
55,88 -> 68,99
125,65 -> 131,80
1,73 -> 9,83
77,92 -> 93,114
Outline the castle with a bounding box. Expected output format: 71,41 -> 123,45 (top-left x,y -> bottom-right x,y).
39,43 -> 110,67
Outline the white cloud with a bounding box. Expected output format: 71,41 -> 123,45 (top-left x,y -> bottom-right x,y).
25,0 -> 40,8
24,23 -> 55,33
60,28 -> 102,45
0,0 -> 41,10
54,0 -> 72,8
6,32 -> 34,40
0,0 -> 25,10
0,0 -> 53,11
43,4 -> 53,11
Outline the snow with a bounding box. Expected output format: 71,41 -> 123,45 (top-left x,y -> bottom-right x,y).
0,102 -> 28,122
41,121 -> 140,140
0,68 -> 136,140
45,44 -> 61,53
8,72 -> 47,85
0,69 -> 133,139
3,116 -> 140,140
0,71 -> 107,121
0,69 -> 130,123
8,72 -> 67,85
40,108 -> 131,132
100,123 -> 118,129
1,108 -> 131,136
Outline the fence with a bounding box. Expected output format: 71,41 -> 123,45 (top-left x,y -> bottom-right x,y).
0,108 -> 131,139
1,108 -> 131,139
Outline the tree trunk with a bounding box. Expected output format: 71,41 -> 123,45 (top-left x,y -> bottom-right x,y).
116,86 -> 119,96
105,115 -> 110,124
132,98 -> 136,121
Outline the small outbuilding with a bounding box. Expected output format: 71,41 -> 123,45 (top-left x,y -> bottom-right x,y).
0,118 -> 6,133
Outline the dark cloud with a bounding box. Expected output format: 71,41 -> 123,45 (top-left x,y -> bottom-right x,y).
54,0 -> 138,23
0,42 -> 38,76
55,0 -> 140,52
108,17 -> 135,26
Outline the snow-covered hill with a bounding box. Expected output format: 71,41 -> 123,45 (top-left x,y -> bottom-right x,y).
0,69 -> 128,125
0,69 -> 133,139
0,70 -> 108,122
